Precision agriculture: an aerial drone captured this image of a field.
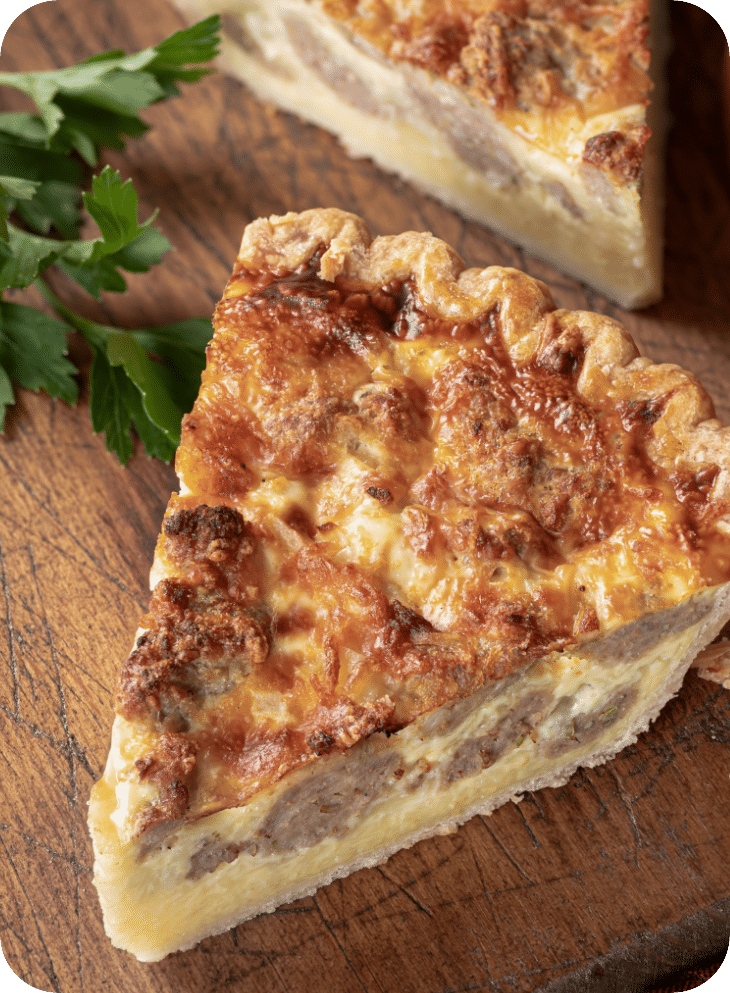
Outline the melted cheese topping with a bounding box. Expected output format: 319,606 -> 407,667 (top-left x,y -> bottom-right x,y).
112,228 -> 730,837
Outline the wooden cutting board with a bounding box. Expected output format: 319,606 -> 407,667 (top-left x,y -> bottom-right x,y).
1,2 -> 729,991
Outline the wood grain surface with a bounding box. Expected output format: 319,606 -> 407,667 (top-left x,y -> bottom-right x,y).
1,2 -> 729,991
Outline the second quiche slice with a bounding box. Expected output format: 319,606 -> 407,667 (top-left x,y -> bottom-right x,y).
173,0 -> 669,309
89,208 -> 730,961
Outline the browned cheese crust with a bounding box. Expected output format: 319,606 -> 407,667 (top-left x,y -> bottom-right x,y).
317,0 -> 653,175
116,208 -> 730,836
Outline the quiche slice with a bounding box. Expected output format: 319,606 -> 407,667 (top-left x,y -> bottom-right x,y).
89,208 -> 730,962
172,0 -> 669,310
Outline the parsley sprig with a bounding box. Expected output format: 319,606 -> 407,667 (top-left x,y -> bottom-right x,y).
0,15 -> 220,463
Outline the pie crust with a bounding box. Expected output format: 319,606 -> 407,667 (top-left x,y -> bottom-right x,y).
89,208 -> 730,961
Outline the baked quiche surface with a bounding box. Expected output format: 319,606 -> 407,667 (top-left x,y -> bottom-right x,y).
89,208 -> 730,961
172,0 -> 668,309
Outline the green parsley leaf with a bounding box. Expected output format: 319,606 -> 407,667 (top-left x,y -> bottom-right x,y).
0,133 -> 84,238
80,166 -> 158,253
132,319 -> 211,406
13,181 -> 81,238
0,224 -> 65,290
106,330 -> 186,441
0,17 -> 220,461
0,112 -> 49,144
0,14 -> 220,154
0,133 -> 83,191
0,175 -> 41,201
90,354 -> 135,465
0,301 -> 78,426
0,363 -> 15,431
47,98 -> 148,166
1,166 -> 172,294
143,15 -> 222,97
0,175 -> 41,243
41,294 -> 210,464
117,370 -> 177,464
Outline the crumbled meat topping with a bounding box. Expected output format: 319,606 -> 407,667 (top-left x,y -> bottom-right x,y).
582,125 -> 652,182
117,577 -> 270,726
134,732 -> 198,833
391,13 -> 469,75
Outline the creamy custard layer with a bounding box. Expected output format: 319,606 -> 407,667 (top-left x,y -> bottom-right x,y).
89,583 -> 730,961
173,0 -> 667,308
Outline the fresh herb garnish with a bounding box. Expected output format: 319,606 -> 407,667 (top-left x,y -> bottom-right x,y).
0,15 -> 220,463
